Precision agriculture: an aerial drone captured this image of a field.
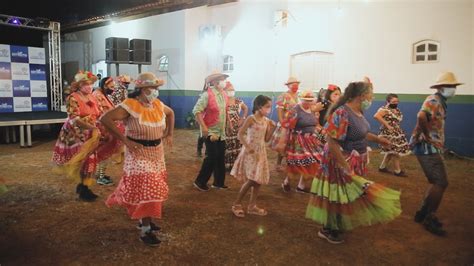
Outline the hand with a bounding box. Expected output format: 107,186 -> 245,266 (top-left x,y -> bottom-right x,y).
311,102 -> 324,112
238,118 -> 245,127
378,136 -> 391,147
267,119 -> 277,128
201,127 -> 209,138
164,135 -> 173,150
124,138 -> 144,154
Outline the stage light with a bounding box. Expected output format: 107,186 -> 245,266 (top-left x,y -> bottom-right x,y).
8,17 -> 21,25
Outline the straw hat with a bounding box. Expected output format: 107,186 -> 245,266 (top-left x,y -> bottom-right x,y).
205,71 -> 229,84
117,74 -> 132,84
134,72 -> 164,88
299,89 -> 316,101
70,70 -> 97,90
430,72 -> 463,88
285,76 -> 300,85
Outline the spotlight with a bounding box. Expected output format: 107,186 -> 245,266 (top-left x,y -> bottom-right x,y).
8,17 -> 21,25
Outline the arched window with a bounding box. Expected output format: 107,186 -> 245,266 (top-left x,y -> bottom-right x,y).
157,55 -> 169,72
413,40 -> 440,63
223,55 -> 234,72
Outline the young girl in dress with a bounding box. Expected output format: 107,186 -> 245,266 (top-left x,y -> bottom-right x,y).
231,95 -> 276,217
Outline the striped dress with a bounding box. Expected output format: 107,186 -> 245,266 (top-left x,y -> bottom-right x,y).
106,98 -> 169,219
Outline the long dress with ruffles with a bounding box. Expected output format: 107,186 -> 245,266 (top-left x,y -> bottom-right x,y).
306,105 -> 401,231
377,106 -> 410,156
106,98 -> 169,219
224,98 -> 243,170
52,92 -> 102,184
270,91 -> 299,153
231,116 -> 270,185
285,104 -> 324,177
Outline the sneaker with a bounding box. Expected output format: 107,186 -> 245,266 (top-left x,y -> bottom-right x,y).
318,228 -> 344,244
136,222 -> 161,232
423,216 -> 446,236
140,231 -> 161,247
415,212 -> 443,227
394,170 -> 408,177
97,177 -> 113,186
295,186 -> 310,194
211,185 -> 229,189
281,182 -> 291,193
193,181 -> 210,192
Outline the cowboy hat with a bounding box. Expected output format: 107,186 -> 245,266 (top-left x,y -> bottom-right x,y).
285,76 -> 300,85
205,71 -> 229,84
134,72 -> 164,88
299,89 -> 316,101
117,74 -> 132,84
430,72 -> 463,88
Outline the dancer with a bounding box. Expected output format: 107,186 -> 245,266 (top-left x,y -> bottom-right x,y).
284,90 -> 324,193
224,81 -> 248,171
193,72 -> 230,191
52,71 -> 102,201
374,93 -> 410,176
231,95 -> 276,217
411,72 -> 463,236
101,72 -> 174,246
306,81 -> 401,244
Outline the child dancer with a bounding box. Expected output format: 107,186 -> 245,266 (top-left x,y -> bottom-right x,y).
231,95 -> 276,217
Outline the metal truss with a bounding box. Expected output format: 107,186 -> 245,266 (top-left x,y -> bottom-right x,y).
0,14 -> 62,111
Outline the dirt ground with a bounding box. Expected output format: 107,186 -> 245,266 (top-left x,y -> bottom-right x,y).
0,129 -> 473,265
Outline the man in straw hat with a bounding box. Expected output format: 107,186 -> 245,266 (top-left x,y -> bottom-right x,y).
411,71 -> 463,236
193,71 -> 230,191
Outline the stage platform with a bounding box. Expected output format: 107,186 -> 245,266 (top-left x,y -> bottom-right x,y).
0,111 -> 67,147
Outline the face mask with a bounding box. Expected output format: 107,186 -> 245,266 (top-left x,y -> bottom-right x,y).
145,89 -> 159,102
388,103 -> 398,109
218,80 -> 227,89
361,99 -> 372,110
227,91 -> 235,97
441,87 -> 456,98
290,83 -> 299,93
80,85 -> 93,94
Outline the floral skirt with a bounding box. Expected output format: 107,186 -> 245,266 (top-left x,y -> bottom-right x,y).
285,131 -> 324,177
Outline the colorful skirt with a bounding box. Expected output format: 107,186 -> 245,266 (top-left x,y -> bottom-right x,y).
225,124 -> 242,170
379,126 -> 411,156
306,147 -> 401,231
286,131 -> 324,177
106,143 -> 169,220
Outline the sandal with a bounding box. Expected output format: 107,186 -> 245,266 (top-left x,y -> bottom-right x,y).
232,204 -> 245,218
247,205 -> 268,216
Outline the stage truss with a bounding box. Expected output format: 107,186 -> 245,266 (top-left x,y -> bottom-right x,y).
0,14 -> 62,111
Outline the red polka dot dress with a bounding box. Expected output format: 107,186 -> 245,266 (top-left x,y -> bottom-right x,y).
106,98 -> 169,219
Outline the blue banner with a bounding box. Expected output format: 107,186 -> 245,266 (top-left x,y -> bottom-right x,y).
0,97 -> 14,113
12,80 -> 31,97
29,64 -> 46,80
10,45 -> 29,63
31,97 -> 48,111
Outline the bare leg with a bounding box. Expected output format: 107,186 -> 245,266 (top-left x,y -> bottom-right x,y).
393,155 -> 401,173
248,181 -> 261,207
234,180 -> 254,205
380,154 -> 392,169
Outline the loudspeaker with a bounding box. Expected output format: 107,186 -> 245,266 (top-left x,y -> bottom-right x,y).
106,49 -> 129,63
130,39 -> 151,51
106,37 -> 129,50
129,50 -> 151,65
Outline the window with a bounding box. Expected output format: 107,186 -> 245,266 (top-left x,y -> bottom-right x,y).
157,55 -> 169,72
413,40 -> 439,63
223,55 -> 234,72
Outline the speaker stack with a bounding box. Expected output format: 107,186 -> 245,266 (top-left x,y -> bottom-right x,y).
129,39 -> 152,65
105,37 -> 129,64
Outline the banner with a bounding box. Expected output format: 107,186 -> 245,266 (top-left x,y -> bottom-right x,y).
0,44 -> 48,112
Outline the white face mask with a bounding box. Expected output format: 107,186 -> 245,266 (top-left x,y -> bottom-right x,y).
145,89 -> 159,102
218,80 -> 227,89
440,87 -> 456,98
227,91 -> 235,97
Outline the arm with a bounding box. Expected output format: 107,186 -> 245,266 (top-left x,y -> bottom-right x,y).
416,111 -> 432,142
264,119 -> 277,142
373,109 -> 392,130
240,102 -> 248,118
237,116 -> 255,153
163,104 -> 175,148
277,108 -> 285,124
367,132 -> 390,147
100,106 -> 142,153
328,137 -> 351,174
193,92 -> 209,137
